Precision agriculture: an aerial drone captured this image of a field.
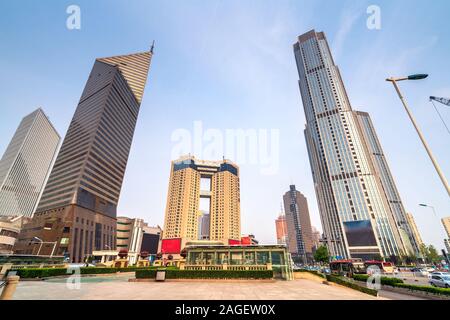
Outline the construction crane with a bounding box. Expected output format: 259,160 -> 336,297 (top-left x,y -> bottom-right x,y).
429,96 -> 450,136
430,96 -> 450,106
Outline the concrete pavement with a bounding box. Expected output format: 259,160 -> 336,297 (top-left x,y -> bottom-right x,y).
12,276 -> 387,300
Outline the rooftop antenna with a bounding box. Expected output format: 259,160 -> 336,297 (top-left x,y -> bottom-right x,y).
150,40 -> 155,54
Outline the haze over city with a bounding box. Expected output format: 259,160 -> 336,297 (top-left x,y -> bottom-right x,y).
0,0 -> 449,250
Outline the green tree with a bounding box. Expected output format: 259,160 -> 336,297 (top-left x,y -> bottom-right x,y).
314,246 -> 329,264
405,253 -> 417,265
373,254 -> 383,262
420,244 -> 440,264
419,244 -> 429,263
427,245 -> 440,263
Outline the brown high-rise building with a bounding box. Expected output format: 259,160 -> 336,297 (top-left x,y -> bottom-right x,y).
161,156 -> 241,255
283,185 -> 314,263
275,214 -> 287,245
14,49 -> 153,262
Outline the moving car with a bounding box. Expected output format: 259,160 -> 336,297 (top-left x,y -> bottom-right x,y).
411,268 -> 429,277
330,259 -> 366,277
320,267 -> 331,274
429,274 -> 450,288
364,261 -> 395,274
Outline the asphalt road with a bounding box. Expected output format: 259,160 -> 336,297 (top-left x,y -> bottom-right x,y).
391,272 -> 430,286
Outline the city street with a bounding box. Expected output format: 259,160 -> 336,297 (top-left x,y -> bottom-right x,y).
392,272 -> 430,286
11,275 -> 423,300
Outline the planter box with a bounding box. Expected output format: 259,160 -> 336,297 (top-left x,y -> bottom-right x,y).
156,270 -> 166,281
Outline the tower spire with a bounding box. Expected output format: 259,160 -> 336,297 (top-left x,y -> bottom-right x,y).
150,40 -> 155,54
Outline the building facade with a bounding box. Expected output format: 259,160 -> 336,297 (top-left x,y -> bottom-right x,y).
442,217 -> 450,238
405,212 -> 423,248
311,226 -> 321,251
283,185 -> 314,262
0,216 -> 30,254
184,244 -> 293,280
14,50 -> 153,262
294,30 -> 414,260
0,108 -> 60,217
116,217 -> 146,253
115,216 -> 161,264
443,217 -> 450,253
275,214 -> 288,245
141,224 -> 162,256
241,234 -> 259,245
162,156 -> 241,255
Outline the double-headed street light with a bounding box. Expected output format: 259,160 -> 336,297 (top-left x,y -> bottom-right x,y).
386,74 -> 450,197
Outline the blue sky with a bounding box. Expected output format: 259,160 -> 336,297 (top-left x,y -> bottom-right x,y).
0,0 -> 449,250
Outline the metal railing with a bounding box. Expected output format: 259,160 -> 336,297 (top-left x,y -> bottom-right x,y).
184,264 -> 269,271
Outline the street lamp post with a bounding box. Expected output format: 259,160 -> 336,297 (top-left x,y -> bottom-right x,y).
419,203 -> 437,216
32,237 -> 57,258
386,74 -> 450,197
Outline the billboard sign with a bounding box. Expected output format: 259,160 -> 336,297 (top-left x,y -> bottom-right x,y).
343,220 -> 377,247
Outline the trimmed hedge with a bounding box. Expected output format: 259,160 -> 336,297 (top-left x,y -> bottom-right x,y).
390,283 -> 450,296
352,274 -> 404,286
352,274 -> 450,297
326,274 -> 378,296
13,268 -> 68,279
11,266 -> 163,279
80,267 -> 118,275
135,269 -> 274,280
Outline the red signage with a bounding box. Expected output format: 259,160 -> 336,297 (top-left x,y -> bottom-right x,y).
228,239 -> 241,245
240,236 -> 251,245
161,238 -> 182,254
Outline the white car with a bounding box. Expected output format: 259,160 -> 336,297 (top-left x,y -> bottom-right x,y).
411,268 -> 429,277
429,271 -> 449,279
429,274 -> 450,288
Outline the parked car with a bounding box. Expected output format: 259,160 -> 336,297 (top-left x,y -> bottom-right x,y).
429,274 -> 450,288
429,271 -> 449,279
320,268 -> 331,274
411,268 -> 429,277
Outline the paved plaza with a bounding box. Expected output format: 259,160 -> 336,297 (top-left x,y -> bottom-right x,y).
10,274 -> 397,300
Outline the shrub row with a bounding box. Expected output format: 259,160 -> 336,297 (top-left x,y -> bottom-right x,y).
13,268 -> 68,279
11,266 -> 163,279
135,269 -> 274,280
352,274 -> 404,286
326,274 -> 378,297
390,283 -> 450,296
352,274 -> 450,297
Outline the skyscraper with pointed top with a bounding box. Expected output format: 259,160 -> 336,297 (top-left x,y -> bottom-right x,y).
15,49 -> 153,262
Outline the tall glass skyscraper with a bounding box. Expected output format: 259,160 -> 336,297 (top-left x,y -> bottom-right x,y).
294,30 -> 418,260
283,185 -> 314,263
0,108 -> 60,217
15,50 -> 153,262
